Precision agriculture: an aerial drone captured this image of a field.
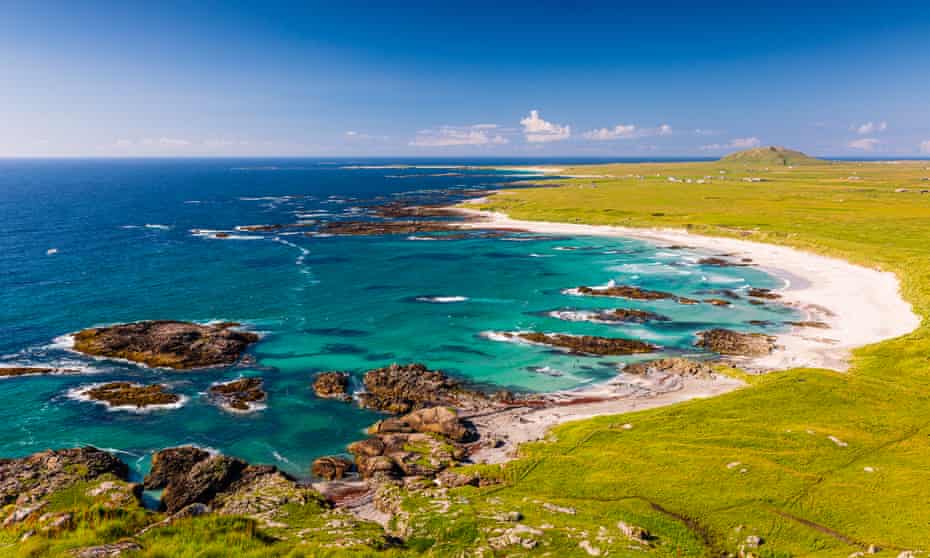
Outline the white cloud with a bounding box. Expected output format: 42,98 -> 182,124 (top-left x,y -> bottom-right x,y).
158,137 -> 190,146
345,131 -> 358,136
410,125 -> 508,147
520,110 -> 570,143
582,123 -> 672,141
701,137 -> 761,151
730,137 -> 761,149
919,140 -> 930,154
583,124 -> 636,140
115,139 -> 133,146
848,137 -> 880,151
854,121 -> 887,135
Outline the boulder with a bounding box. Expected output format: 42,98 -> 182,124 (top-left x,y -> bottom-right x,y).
696,328 -> 776,356
313,371 -> 351,401
312,456 -> 354,480
160,455 -> 248,513
370,406 -> 473,442
71,320 -> 258,369
144,446 -> 211,490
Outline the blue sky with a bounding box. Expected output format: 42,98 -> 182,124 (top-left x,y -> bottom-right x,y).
2,0 -> 929,157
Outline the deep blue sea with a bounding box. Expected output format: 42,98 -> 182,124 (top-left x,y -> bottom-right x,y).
0,159 -> 796,478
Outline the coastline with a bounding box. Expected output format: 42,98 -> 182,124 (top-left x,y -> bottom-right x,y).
449,205 -> 921,463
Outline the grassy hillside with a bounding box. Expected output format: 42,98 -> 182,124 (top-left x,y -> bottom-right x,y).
720,145 -> 822,166
7,157 -> 930,557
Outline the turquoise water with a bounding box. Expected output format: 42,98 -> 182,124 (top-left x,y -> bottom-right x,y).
0,159 -> 796,477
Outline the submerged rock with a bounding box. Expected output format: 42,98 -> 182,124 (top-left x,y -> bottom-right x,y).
512,332 -> 656,356
208,377 -> 266,412
71,320 -> 259,369
82,382 -> 181,409
623,358 -> 715,379
0,447 -> 128,506
696,328 -> 776,356
313,371 -> 351,401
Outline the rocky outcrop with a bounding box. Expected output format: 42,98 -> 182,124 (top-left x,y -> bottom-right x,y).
144,447 -> 320,518
81,382 -> 180,408
372,203 -> 465,219
313,371 -> 351,401
318,220 -> 461,236
703,298 -> 732,306
0,367 -> 75,378
511,332 -> 656,356
599,308 -> 670,322
143,446 -> 211,490
311,456 -> 354,480
349,432 -> 466,479
787,320 -> 830,329
357,363 -> 489,414
72,541 -> 142,557
0,447 -> 128,506
574,285 -> 677,301
368,406 -> 474,443
208,377 -> 266,411
696,328 -> 776,356
573,285 -> 699,305
71,320 -> 259,369
698,257 -> 746,267
623,358 -> 715,379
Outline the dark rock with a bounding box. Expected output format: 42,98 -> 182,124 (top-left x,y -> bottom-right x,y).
747,287 -> 781,300
313,371 -> 351,401
703,298 -> 732,306
0,367 -> 76,378
696,328 -> 776,356
208,377 -> 266,411
144,446 -> 211,490
318,220 -> 461,236
623,358 -> 715,378
82,382 -> 180,408
160,455 -> 248,513
786,320 -> 830,329
0,447 -> 128,506
574,285 -> 676,301
512,332 -> 656,356
71,320 -> 259,369
698,257 -> 745,267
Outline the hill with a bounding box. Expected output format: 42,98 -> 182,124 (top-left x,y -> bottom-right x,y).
721,145 -> 822,166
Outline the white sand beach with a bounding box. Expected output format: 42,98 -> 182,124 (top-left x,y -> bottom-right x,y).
451,207 -> 921,463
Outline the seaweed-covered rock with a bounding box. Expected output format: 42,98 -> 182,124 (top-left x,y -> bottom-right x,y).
696,328 -> 776,356
208,377 -> 266,411
144,446 -> 211,490
599,308 -> 670,323
0,447 -> 128,506
71,320 -> 258,369
0,367 -> 75,378
623,358 -> 715,379
313,371 -> 351,401
513,332 -> 656,356
82,382 -> 180,408
574,285 -> 677,301
311,456 -> 354,480
358,363 -> 486,414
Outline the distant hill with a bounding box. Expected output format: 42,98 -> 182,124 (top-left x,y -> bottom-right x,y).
720,146 -> 821,166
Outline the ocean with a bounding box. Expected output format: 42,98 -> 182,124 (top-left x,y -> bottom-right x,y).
0,158 -> 796,478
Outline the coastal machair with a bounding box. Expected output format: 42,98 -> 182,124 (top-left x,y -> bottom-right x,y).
2,1 -> 929,556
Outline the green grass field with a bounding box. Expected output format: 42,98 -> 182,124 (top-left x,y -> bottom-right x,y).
7,156 -> 930,557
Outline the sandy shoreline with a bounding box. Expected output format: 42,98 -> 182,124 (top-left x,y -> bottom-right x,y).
449,206 -> 920,463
